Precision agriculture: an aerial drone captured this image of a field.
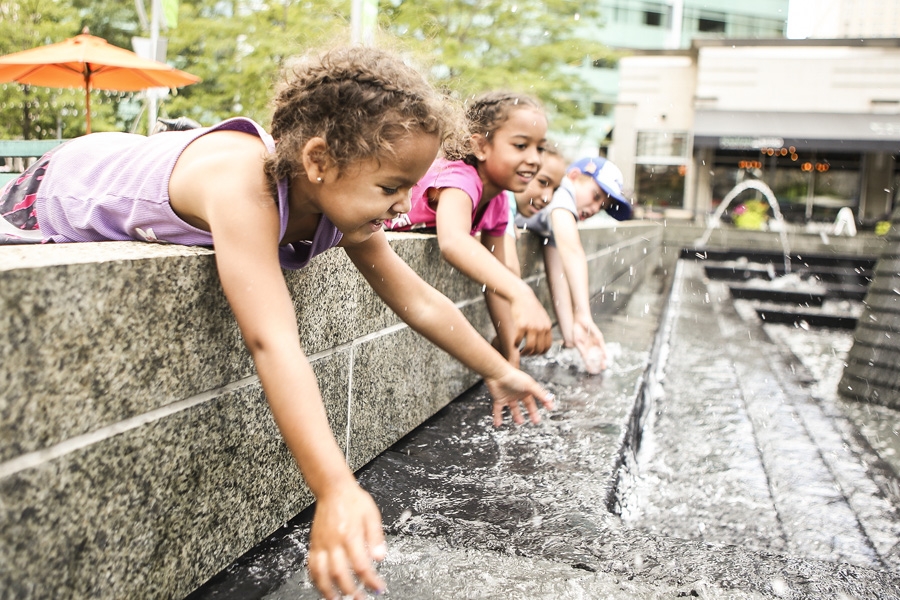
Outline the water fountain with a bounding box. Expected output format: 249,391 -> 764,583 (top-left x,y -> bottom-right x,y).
694,178 -> 792,273
188,256 -> 900,599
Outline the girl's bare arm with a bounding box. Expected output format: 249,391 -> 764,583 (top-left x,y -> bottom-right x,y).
344,231 -> 555,425
433,189 -> 552,354
548,209 -> 607,372
548,209 -> 592,320
483,232 -> 521,366
172,136 -> 386,598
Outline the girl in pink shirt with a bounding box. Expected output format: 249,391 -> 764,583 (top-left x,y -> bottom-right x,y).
387,91 -> 554,368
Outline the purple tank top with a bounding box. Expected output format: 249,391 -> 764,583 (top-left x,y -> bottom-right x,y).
36,117 -> 342,270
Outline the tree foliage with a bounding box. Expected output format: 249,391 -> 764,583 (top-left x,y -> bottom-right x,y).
382,0 -> 614,131
0,0 -> 615,140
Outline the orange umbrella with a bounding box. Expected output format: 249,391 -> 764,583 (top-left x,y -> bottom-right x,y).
0,31 -> 200,133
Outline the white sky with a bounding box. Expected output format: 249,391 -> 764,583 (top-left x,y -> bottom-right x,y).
787,0 -> 817,39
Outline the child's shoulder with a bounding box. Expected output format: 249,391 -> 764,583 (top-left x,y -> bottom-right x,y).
426,158 -> 479,189
170,122 -> 271,203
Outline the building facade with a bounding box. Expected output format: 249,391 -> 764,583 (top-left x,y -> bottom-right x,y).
610,38 -> 900,226
565,0 -> 789,157
792,0 -> 900,39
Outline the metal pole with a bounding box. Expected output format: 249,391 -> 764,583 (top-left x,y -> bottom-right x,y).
667,0 -> 684,49
149,0 -> 160,134
351,0 -> 362,44
351,0 -> 378,45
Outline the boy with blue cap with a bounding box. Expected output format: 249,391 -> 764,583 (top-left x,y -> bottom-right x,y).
516,156 -> 633,373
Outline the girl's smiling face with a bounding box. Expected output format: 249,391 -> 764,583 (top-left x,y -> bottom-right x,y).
514,153 -> 566,219
475,106 -> 548,199
313,132 -> 441,245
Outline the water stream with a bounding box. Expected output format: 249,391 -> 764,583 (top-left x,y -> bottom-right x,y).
694,179 -> 792,273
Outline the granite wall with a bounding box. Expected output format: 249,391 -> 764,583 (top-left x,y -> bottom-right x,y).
840,206 -> 900,410
0,222 -> 662,600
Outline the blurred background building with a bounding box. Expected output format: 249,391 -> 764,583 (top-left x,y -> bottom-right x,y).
568,0 -> 789,160
587,0 -> 900,228
789,0 -> 900,39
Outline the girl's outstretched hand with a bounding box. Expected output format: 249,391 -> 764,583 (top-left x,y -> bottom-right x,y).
484,367 -> 556,426
573,316 -> 607,375
307,480 -> 386,600
508,290 -> 553,356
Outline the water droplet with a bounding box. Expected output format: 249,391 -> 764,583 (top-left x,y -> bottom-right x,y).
770,577 -> 788,597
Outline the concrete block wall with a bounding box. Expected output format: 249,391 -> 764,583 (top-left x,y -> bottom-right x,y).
0,222 -> 663,600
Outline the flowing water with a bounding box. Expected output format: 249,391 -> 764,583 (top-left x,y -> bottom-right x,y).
190,258 -> 900,600
695,179 -> 792,273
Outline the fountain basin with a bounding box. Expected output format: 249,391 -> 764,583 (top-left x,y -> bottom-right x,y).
188,258 -> 900,600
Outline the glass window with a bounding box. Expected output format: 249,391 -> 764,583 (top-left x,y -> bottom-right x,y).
636,164 -> 686,208
593,102 -> 613,116
636,131 -> 689,158
811,167 -> 859,222
644,11 -> 664,27
712,149 -> 862,224
592,57 -> 618,69
769,165 -> 809,223
698,17 -> 726,33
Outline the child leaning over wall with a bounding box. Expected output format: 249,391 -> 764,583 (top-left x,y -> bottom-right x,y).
385,91 -> 555,370
515,155 -> 633,374
0,46 -> 556,600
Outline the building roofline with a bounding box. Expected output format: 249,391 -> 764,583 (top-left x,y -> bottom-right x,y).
691,37 -> 900,49
613,48 -> 697,57
613,37 -> 900,58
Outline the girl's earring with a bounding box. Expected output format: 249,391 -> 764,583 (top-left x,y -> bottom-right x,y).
316,177 -> 323,183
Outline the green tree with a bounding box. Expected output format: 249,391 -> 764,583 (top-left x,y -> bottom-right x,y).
381,0 -> 616,133
161,0 -> 353,128
0,0 -> 84,139
0,0 -> 154,138
0,0 -> 616,139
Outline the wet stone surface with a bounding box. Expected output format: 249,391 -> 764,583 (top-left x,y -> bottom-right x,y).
620,261 -> 900,576
189,261 -> 900,600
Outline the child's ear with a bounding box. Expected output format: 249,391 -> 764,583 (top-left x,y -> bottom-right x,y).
301,137 -> 331,182
471,133 -> 489,161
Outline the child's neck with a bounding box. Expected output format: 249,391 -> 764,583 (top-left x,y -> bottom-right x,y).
477,165 -> 504,206
282,177 -> 323,244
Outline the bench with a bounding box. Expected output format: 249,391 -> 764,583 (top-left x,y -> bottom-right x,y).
0,139 -> 68,186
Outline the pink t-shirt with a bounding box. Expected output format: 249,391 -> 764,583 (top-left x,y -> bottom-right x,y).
385,158 -> 508,237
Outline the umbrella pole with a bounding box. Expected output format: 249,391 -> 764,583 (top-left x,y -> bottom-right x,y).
83,71 -> 91,134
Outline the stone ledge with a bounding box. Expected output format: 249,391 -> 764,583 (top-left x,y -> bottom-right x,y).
0,223 -> 663,599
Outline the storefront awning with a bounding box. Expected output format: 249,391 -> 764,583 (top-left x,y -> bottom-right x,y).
693,110 -> 900,153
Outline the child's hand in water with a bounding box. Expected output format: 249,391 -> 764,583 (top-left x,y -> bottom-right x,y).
307,480 -> 386,599
573,316 -> 607,375
485,368 -> 556,426
508,289 -> 553,355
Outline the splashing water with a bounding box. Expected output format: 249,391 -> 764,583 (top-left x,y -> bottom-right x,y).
694,179 -> 792,273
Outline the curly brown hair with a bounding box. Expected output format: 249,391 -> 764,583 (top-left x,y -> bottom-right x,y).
462,91 -> 545,167
265,46 -> 468,186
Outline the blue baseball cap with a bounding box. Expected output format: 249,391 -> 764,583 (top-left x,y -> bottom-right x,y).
570,157 -> 633,221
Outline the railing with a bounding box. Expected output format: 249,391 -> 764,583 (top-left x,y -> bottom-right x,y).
0,139 -> 68,186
